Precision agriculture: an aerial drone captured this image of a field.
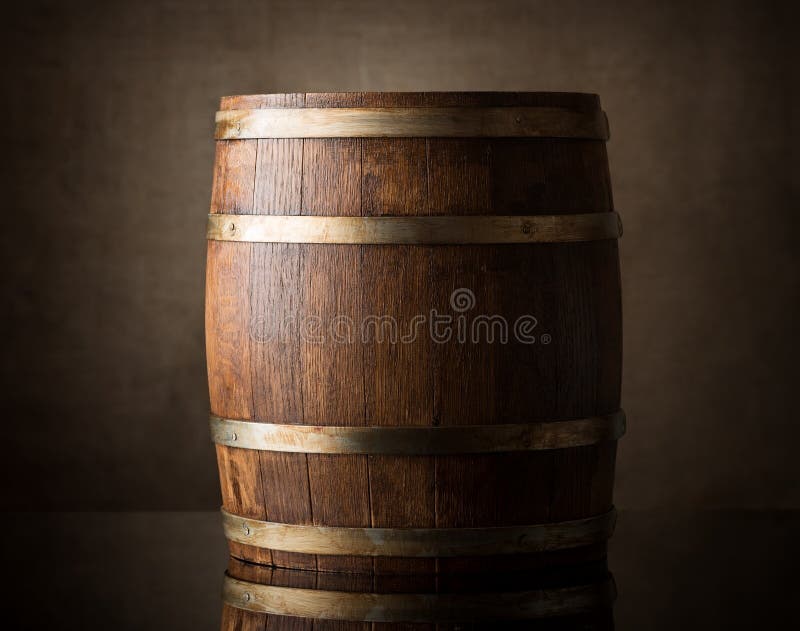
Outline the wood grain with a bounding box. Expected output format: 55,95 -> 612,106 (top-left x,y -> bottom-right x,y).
248,93 -> 317,572
206,92 -> 623,574
360,93 -> 435,577
301,92 -> 372,574
206,99 -> 271,565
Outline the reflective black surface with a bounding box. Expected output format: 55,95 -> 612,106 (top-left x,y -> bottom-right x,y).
3,510 -> 798,629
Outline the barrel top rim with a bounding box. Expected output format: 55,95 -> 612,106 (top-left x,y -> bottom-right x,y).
219,91 -> 602,111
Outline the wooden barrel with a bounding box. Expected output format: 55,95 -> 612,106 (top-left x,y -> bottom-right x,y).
222,557 -> 616,628
206,92 -> 623,574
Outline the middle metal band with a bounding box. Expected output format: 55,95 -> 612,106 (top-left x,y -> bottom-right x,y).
210,410 -> 625,455
206,212 -> 622,244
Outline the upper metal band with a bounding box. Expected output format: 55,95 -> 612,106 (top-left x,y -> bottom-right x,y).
206,212 -> 622,244
210,411 -> 625,455
222,575 -> 616,622
215,107 -> 609,139
222,508 -> 616,557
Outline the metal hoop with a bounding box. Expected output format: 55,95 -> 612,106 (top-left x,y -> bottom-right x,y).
210,411 -> 625,454
215,106 -> 610,140
221,508 -> 616,557
206,212 -> 622,244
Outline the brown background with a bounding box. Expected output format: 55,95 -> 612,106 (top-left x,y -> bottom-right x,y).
2,0 -> 797,510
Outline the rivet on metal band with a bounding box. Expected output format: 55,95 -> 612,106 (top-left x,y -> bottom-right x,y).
220,508 -> 616,557
206,212 -> 622,244
214,107 -> 610,140
222,575 -> 617,622
210,411 -> 626,455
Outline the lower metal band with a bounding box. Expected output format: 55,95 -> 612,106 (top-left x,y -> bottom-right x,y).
221,508 -> 616,557
206,212 -> 621,244
210,410 -> 625,454
222,575 -> 617,622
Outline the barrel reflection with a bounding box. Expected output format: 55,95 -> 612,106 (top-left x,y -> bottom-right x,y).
221,558 -> 615,629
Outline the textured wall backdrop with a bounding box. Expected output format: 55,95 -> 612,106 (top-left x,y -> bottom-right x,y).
2,0 -> 796,509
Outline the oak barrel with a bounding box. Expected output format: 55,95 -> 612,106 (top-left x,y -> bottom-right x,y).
205,92 -> 623,574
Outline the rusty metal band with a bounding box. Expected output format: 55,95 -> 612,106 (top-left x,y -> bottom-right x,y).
222,574 -> 616,622
215,107 -> 610,140
210,411 -> 625,455
206,212 -> 622,244
221,508 -> 616,557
